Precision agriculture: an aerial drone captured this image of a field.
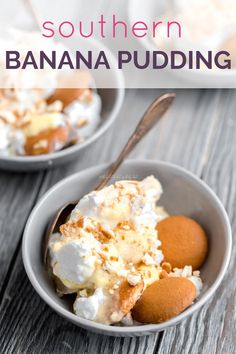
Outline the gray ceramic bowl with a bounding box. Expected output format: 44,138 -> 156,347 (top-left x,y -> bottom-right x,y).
0,37 -> 124,172
22,160 -> 232,337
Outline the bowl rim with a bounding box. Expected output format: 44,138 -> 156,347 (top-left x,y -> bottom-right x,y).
22,160 -> 232,334
0,36 -> 125,165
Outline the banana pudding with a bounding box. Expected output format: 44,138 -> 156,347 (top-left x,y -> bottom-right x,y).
0,30 -> 101,156
48,176 -> 167,324
0,85 -> 101,156
48,176 -> 205,325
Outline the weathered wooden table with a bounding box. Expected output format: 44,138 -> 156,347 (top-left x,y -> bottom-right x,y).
0,89 -> 235,354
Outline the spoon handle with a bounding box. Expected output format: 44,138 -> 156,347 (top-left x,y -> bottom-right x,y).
95,92 -> 176,191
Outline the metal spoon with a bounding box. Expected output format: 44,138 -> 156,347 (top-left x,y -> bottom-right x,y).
43,92 -> 176,264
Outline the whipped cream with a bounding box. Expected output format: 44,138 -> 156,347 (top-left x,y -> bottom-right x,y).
74,288 -> 105,321
65,92 -> 102,139
71,176 -> 163,228
50,233 -> 101,287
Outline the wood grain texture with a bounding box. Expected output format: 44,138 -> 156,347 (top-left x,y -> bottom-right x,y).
157,90 -> 236,354
0,171 -> 44,295
0,89 -> 235,354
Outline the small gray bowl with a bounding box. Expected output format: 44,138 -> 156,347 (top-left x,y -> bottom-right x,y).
0,37 -> 124,172
22,160 -> 232,337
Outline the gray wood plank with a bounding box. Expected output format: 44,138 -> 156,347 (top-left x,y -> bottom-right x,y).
0,171 -> 44,296
157,90 -> 236,354
0,89 -> 227,354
